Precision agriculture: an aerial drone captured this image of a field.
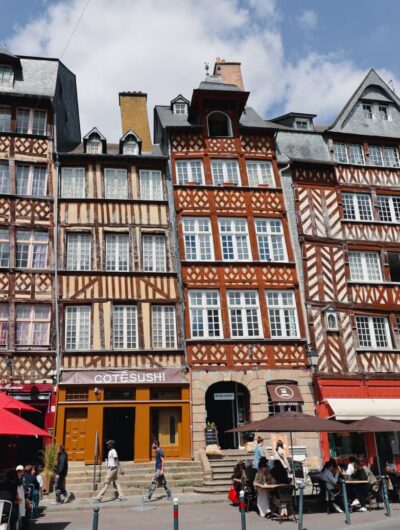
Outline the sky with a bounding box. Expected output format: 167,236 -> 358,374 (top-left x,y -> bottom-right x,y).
1,0 -> 400,141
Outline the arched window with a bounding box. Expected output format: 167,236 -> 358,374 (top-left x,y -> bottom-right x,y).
207,111 -> 232,138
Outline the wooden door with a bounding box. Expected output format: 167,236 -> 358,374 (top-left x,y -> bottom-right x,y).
156,407 -> 181,459
64,408 -> 87,460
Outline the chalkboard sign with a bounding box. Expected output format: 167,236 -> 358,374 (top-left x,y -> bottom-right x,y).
288,458 -> 304,478
205,428 -> 218,446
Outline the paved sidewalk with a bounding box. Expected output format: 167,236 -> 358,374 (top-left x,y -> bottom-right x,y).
36,497 -> 400,530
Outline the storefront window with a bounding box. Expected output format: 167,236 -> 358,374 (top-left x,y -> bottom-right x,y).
150,388 -> 181,400
66,387 -> 89,401
328,432 -> 367,462
269,402 -> 302,415
104,388 -> 135,400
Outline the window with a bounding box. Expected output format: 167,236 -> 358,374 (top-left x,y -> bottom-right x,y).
0,162 -> 9,194
326,311 -> 339,331
0,107 -> 11,132
266,290 -> 299,338
369,145 -> 383,166
228,290 -> 261,338
0,305 -> 8,347
377,195 -> 400,223
348,144 -> 365,165
294,119 -> 309,130
0,229 -> 9,267
16,109 -> 47,135
142,234 -> 166,272
383,147 -> 400,168
211,159 -> 240,186
152,306 -> 176,348
379,106 -> 389,120
66,387 -> 89,401
113,305 -> 137,349
356,316 -> 391,349
363,104 -> 373,119
66,233 -> 91,271
86,139 -> 102,154
61,168 -> 86,198
173,103 -> 188,115
246,161 -> 274,187
189,290 -> 222,338
388,253 -> 400,282
65,306 -> 91,350
16,165 -> 47,196
333,143 -> 348,163
104,168 -> 128,199
342,193 -> 373,221
219,218 -> 251,260
16,230 -> 48,268
348,251 -> 382,282
105,233 -> 129,271
122,141 -> 138,155
182,217 -> 213,261
0,65 -> 12,88
207,111 -> 232,137
175,160 -> 204,185
16,304 -> 50,346
255,219 -> 286,261
140,170 -> 163,200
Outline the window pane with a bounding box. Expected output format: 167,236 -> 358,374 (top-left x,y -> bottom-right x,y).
113,305 -> 137,349
65,306 -> 91,350
16,230 -> 48,268
176,160 -> 204,185
140,170 -> 163,200
383,147 -> 400,168
0,107 -> 11,133
348,144 -> 365,165
183,217 -> 212,261
246,161 -> 274,187
266,290 -> 298,338
61,167 -> 86,198
105,234 -> 129,271
211,160 -> 240,186
189,290 -> 221,338
152,306 -> 176,348
0,228 -> 9,267
219,218 -> 250,260
16,304 -> 50,345
255,219 -> 286,261
0,162 -> 9,194
67,233 -> 91,270
104,168 -> 128,199
227,290 -> 261,338
0,66 -> 12,88
333,143 -> 348,163
32,110 -> 46,135
16,109 -> 30,134
142,234 -> 166,272
369,145 -> 383,166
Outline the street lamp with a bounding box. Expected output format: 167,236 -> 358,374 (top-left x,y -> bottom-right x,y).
306,345 -> 319,372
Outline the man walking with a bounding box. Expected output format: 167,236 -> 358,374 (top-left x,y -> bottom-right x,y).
53,445 -> 72,504
146,440 -> 172,500
95,440 -> 126,502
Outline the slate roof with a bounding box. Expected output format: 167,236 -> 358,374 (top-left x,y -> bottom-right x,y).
198,75 -> 241,92
275,131 -> 332,165
62,142 -> 164,158
0,56 -> 61,98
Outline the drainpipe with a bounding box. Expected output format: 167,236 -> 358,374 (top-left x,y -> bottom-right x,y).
52,106 -> 61,384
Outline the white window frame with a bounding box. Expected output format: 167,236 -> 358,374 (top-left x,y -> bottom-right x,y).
377,195 -> 400,223
362,103 -> 373,119
356,315 -> 392,349
348,251 -> 382,282
188,290 -> 222,339
0,228 -> 9,267
333,142 -> 348,163
369,145 -> 383,166
139,170 -> 163,200
104,168 -> 128,199
211,159 -> 240,186
0,162 -> 9,194
86,138 -> 102,154
15,304 -> 51,346
61,167 -> 86,198
255,218 -> 287,261
0,65 -> 13,88
66,233 -> 92,271
246,160 -> 274,187
0,106 -> 11,132
152,305 -> 177,348
379,105 -> 389,121
16,164 -> 47,197
0,304 -> 8,347
219,218 -> 251,261
266,290 -> 299,338
65,305 -> 91,350
16,230 -> 49,269
294,119 -> 310,130
182,217 -> 213,261
175,159 -> 204,185
348,144 -> 365,165
173,102 -> 188,115
142,233 -> 166,272
16,108 -> 47,135
105,233 -> 129,272
227,290 -> 262,338
383,147 -> 400,168
122,141 -> 139,155
112,305 -> 138,349
342,193 -> 373,221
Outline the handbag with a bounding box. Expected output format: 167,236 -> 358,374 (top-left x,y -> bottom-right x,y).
228,483 -> 239,504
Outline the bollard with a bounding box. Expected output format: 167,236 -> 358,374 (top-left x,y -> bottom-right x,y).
239,490 -> 246,530
381,476 -> 391,517
340,479 -> 351,526
92,506 -> 99,530
297,483 -> 305,530
173,497 -> 179,530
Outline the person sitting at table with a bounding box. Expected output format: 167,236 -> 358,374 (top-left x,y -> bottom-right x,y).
231,460 -> 245,496
320,459 -> 343,513
344,456 -> 356,477
243,459 -> 257,483
349,459 -> 370,512
254,460 -> 276,518
270,459 -> 291,485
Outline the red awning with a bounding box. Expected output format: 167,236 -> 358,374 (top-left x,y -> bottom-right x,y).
267,384 -> 304,403
0,392 -> 39,413
0,408 -> 50,437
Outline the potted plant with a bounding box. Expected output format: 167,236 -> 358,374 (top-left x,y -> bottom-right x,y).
41,443 -> 57,495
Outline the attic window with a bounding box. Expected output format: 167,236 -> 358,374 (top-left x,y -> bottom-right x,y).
207,111 -> 232,137
0,65 -> 12,88
294,119 -> 310,130
379,105 -> 389,121
173,103 -> 188,115
86,138 -> 102,154
123,140 -> 139,155
362,104 -> 373,119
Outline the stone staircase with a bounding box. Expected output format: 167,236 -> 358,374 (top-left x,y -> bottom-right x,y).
194,449 -> 252,494
50,460 -> 203,500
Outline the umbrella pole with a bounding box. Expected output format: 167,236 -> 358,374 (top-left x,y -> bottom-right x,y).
290,431 -> 296,495
373,432 -> 382,477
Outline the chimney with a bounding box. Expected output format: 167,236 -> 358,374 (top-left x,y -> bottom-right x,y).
213,58 -> 244,90
119,92 -> 152,152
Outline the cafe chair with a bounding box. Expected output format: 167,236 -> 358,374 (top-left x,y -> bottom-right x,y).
0,499 -> 12,530
308,471 -> 322,496
387,472 -> 400,504
274,485 -> 297,524
367,481 -> 383,511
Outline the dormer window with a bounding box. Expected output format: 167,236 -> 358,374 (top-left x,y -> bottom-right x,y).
87,139 -> 102,154
123,141 -> 138,155
173,102 -> 188,115
207,111 -> 232,137
379,105 -> 389,120
362,104 -> 373,119
294,119 -> 310,130
0,65 -> 12,88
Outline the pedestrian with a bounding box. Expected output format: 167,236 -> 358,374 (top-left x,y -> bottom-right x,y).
146,440 -> 172,501
53,445 -> 72,505
32,466 -> 43,500
274,440 -> 291,474
15,465 -> 28,529
94,440 -> 126,502
253,436 -> 265,470
0,469 -> 19,530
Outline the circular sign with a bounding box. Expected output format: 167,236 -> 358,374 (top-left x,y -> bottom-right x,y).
275,385 -> 294,400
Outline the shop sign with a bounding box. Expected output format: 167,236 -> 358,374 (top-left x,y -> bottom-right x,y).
267,383 -> 304,403
0,383 -> 54,393
214,393 -> 235,400
60,368 -> 188,385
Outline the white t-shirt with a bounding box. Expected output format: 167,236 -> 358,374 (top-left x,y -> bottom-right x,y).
17,484 -> 25,517
344,462 -> 354,477
107,448 -> 118,468
37,475 -> 44,488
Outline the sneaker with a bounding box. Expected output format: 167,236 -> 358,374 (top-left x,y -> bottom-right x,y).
333,503 -> 343,513
359,507 -> 367,512
351,499 -> 361,507
92,497 -> 101,503
50,501 -> 62,505
118,497 -> 127,502
144,495 -> 151,502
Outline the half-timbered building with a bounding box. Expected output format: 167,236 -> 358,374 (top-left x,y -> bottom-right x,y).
54,92 -> 190,462
0,48 -> 80,464
276,70 -> 400,467
155,60 -> 320,465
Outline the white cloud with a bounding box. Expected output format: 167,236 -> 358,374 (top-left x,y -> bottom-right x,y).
297,9 -> 318,31
8,0 -> 399,140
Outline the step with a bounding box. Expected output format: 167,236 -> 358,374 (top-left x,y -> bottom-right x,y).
193,485 -> 230,494
47,486 -> 196,500
67,467 -> 202,478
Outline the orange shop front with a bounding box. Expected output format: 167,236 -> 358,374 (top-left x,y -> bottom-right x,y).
54,368 -> 191,463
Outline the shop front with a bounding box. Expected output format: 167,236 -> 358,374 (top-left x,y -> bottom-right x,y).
55,368 -> 191,463
316,377 -> 400,470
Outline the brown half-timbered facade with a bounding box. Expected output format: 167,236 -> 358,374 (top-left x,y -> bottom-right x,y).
276,70 -> 400,467
155,61 -> 319,465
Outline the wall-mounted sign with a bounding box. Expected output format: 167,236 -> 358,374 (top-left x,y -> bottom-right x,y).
60,368 -> 189,385
267,384 -> 304,403
214,393 -> 235,400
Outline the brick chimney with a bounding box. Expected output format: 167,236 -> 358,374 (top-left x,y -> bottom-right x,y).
119,92 -> 152,152
213,58 -> 244,91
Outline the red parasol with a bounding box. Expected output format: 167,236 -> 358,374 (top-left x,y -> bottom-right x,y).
0,408 -> 50,437
0,392 -> 39,413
